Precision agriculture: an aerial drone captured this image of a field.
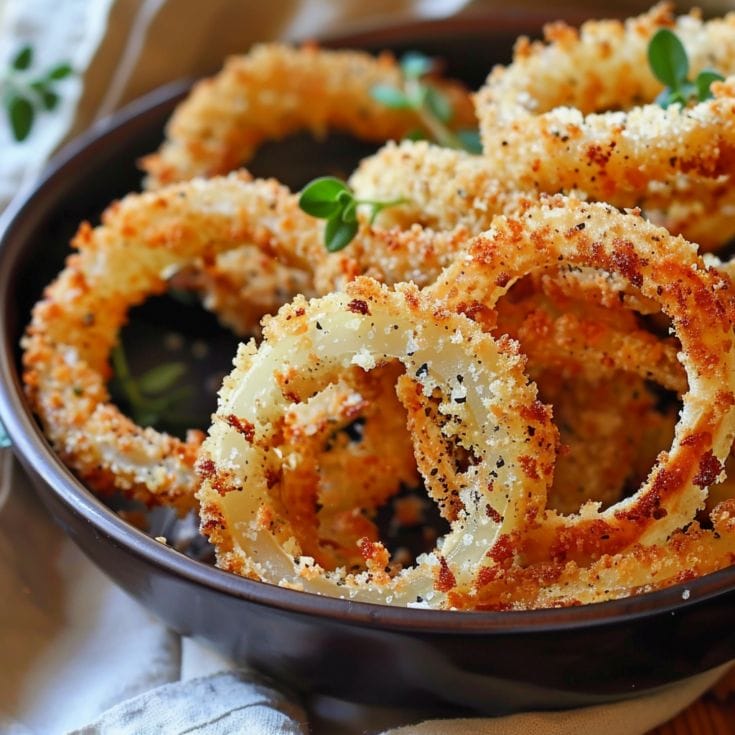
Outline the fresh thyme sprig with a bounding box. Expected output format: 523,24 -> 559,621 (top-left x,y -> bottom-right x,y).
299,176 -> 407,252
648,29 -> 724,108
2,44 -> 73,141
110,342 -> 192,429
371,51 -> 481,153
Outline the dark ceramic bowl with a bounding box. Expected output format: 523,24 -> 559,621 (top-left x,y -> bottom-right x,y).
1,13 -> 734,717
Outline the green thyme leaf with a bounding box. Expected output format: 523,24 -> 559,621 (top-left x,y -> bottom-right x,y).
46,62 -> 73,81
400,51 -> 433,79
370,50 -> 479,153
299,176 -> 350,217
695,69 -> 725,101
655,88 -> 675,108
648,29 -> 724,108
7,95 -> 34,141
404,128 -> 427,141
424,86 -> 452,124
299,178 -> 408,252
40,89 -> 59,111
457,129 -> 482,154
648,28 -> 689,89
3,46 -> 73,143
324,217 -> 359,252
12,45 -> 33,71
137,362 -> 187,394
110,342 -> 192,430
370,84 -> 411,109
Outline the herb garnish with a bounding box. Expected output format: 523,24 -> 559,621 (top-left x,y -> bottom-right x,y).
2,44 -> 73,141
371,51 -> 481,153
110,342 -> 192,430
299,176 -> 407,252
648,28 -> 724,108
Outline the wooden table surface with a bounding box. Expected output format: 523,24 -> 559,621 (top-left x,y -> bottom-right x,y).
651,696 -> 735,734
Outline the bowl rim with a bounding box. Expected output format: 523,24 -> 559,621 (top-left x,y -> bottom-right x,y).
2,14 -> 735,636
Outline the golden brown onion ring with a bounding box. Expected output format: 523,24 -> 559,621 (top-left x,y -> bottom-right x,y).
450,500 -> 735,610
141,45 -> 475,334
21,174 -> 333,512
430,196 -> 735,562
475,5 -> 735,250
494,285 -> 686,394
349,140 -> 662,315
24,174 -> 464,511
535,371 -> 675,514
196,278 -> 557,607
141,43 -> 475,188
276,362 -> 418,571
168,248 -> 315,337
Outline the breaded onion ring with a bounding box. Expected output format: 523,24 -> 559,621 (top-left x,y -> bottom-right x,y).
141,43 -> 475,188
430,196 -> 735,562
22,174 -> 332,511
536,371 -> 675,514
494,283 -> 686,394
24,173 -> 460,510
183,139 -> 668,339
276,362 -> 418,570
349,140 -> 661,314
196,278 -> 557,606
475,5 -> 735,250
141,45 -> 474,335
450,500 -> 735,610
348,140 -> 527,234
168,248 -> 314,338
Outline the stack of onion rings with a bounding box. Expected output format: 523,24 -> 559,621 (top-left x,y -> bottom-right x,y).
23,8 -> 735,610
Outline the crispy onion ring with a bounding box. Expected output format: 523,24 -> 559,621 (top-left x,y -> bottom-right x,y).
276,362 -> 418,570
536,371 -> 675,514
141,43 -> 475,188
430,196 -> 735,562
494,282 -> 685,394
21,174 -> 334,511
475,5 -> 735,250
196,278 -> 557,606
449,500 -> 735,610
175,138 -> 671,339
349,140 -> 528,234
168,248 -> 315,338
349,140 -> 662,314
23,171 -> 462,513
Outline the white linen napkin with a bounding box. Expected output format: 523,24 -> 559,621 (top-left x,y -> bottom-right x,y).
0,1 -> 733,733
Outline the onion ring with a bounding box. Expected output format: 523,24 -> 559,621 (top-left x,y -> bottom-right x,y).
196,277 -> 557,606
536,370 -> 675,514
475,5 -> 735,250
24,172 -> 453,511
429,196 -> 735,562
449,500 -> 735,610
21,174 -> 331,511
494,283 -> 686,394
349,140 -> 664,316
141,43 -> 475,188
141,44 -> 475,335
276,362 -> 418,570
